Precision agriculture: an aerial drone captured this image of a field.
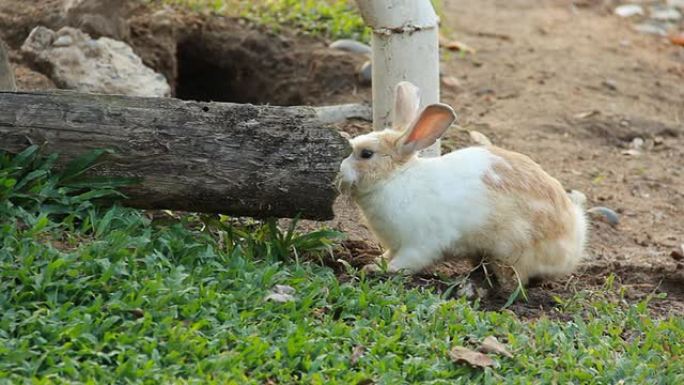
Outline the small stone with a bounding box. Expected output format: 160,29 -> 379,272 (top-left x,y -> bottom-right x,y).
441,75 -> 461,89
587,206 -> 620,226
53,34 -> 74,47
329,39 -> 371,55
602,79 -> 618,91
264,293 -> 295,303
633,22 -> 669,36
671,246 -> 684,261
273,284 -> 296,295
614,4 -> 645,18
265,284 -> 297,303
630,137 -> 644,150
650,6 -> 682,21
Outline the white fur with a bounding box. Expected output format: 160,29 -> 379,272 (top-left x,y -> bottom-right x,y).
342,81 -> 587,284
355,147 -> 495,273
348,146 -> 588,284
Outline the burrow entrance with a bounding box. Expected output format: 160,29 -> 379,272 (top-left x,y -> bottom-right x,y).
173,20 -> 367,106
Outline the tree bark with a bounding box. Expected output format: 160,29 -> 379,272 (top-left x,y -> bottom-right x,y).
0,91 -> 351,220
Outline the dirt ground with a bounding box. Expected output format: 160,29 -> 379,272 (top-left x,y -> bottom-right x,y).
1,0 -> 682,317
332,0 -> 684,317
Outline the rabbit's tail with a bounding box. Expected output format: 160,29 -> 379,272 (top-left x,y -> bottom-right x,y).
567,190 -> 587,208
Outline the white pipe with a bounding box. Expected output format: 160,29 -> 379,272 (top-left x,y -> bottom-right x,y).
354,0 -> 441,157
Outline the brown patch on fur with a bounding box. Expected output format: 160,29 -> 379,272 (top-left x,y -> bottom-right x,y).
483,146 -> 570,211
480,146 -> 577,277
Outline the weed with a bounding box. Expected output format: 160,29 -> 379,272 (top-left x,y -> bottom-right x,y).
1,149 -> 682,384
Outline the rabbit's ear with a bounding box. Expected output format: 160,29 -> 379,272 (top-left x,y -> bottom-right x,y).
392,81 -> 421,131
399,104 -> 456,155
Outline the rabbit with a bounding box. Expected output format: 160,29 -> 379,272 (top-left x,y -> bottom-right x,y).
337,81 -> 588,288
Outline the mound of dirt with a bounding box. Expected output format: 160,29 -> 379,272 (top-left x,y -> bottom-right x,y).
0,0 -> 370,105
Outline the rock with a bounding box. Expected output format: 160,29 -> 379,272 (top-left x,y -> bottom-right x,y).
264,285 -> 296,303
602,79 -> 618,91
587,206 -> 620,226
614,5 -> 644,18
649,6 -> 682,21
329,39 -> 371,55
671,246 -> 683,261
53,34 -> 73,47
630,137 -> 644,150
633,22 -> 669,36
13,65 -> 56,91
63,0 -> 130,40
441,75 -> 462,90
21,26 -> 170,97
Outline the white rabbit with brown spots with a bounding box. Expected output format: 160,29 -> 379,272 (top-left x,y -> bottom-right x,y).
338,81 -> 588,287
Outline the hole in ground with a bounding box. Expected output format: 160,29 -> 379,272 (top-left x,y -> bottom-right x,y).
173,21 -> 366,106
176,37 -> 292,105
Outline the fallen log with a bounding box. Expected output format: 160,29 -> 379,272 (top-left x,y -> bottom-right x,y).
0,91 -> 351,220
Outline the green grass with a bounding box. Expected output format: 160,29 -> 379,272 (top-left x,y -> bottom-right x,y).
152,0 -> 445,43
1,148 -> 683,384
154,0 -> 372,42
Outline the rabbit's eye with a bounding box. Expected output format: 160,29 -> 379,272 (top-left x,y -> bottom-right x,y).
360,149 -> 374,159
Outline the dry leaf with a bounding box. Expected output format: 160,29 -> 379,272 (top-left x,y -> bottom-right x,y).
478,336 -> 513,358
128,308 -> 145,319
670,34 -> 684,47
265,285 -> 296,302
350,345 -> 365,365
469,130 -> 493,146
441,75 -> 461,89
621,149 -> 641,156
449,346 -> 495,368
264,293 -> 295,303
574,110 -> 600,119
441,39 -> 476,54
273,285 -> 295,295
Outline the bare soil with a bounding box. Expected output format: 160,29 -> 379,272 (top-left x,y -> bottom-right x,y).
2,0 -> 683,317
331,0 -> 684,317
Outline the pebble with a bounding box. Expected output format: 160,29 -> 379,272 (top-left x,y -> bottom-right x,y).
630,137 -> 644,150
650,6 -> 682,21
329,39 -> 372,55
671,246 -> 684,261
587,206 -> 620,226
602,79 -> 618,91
53,34 -> 73,47
633,22 -> 669,36
614,4 -> 645,18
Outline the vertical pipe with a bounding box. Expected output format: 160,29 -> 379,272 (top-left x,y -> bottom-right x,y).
354,0 -> 441,157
